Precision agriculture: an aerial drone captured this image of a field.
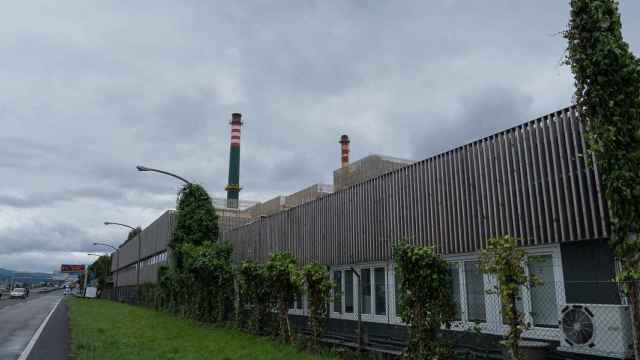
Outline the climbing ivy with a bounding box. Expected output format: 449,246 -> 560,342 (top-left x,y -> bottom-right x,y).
302,263 -> 333,348
238,260 -> 273,334
394,242 -> 456,359
182,241 -> 235,323
265,252 -> 304,343
171,183 -> 219,269
127,226 -> 142,241
565,1 -> 640,356
480,236 -> 538,360
153,183 -> 236,325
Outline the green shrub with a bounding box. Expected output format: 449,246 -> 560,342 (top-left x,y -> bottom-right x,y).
238,260 -> 273,334
266,253 -> 303,343
394,242 -> 456,359
303,263 -> 333,348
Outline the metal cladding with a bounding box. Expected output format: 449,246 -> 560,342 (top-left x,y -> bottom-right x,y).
226,113 -> 243,208
339,134 -> 350,168
226,107 -> 610,265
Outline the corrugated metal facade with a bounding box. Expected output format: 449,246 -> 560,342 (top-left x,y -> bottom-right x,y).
112,210 -> 175,272
225,107 -> 609,265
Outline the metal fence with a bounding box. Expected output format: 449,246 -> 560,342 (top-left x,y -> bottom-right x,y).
289,275 -> 637,359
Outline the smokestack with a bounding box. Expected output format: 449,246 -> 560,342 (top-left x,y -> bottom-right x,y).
225,113 -> 243,208
339,134 -> 350,168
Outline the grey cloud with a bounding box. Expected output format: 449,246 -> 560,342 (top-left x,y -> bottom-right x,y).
0,220 -> 94,255
410,85 -> 534,159
0,1 -> 639,272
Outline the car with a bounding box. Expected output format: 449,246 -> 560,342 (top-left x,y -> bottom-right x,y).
10,288 -> 28,299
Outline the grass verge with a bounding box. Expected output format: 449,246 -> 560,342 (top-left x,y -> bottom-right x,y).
67,298 -> 337,360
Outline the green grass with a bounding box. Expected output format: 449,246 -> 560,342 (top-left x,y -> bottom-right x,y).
67,298 -> 337,360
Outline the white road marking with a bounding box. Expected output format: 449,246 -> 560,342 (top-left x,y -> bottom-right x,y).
17,296 -> 62,360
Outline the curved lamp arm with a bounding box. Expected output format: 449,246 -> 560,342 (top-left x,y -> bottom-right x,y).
136,165 -> 191,185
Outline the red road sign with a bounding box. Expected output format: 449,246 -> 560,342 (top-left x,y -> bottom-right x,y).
61,264 -> 85,273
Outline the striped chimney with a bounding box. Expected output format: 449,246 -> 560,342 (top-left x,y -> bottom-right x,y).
225,113 -> 243,208
339,134 -> 350,168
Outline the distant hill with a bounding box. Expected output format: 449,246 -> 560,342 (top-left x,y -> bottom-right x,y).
0,268 -> 13,281
0,268 -> 52,284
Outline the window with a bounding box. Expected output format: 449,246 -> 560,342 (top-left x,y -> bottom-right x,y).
394,270 -> 402,317
464,261 -> 486,322
296,292 -> 303,310
288,291 -> 304,313
374,267 -> 386,315
332,265 -> 387,320
345,270 -> 354,313
333,271 -> 342,313
362,269 -> 371,315
528,255 -> 558,328
449,263 -> 462,320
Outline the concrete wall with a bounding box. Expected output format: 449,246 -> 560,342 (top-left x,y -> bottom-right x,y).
333,155 -> 414,192
245,196 -> 286,218
284,183 -> 332,208
218,208 -> 252,235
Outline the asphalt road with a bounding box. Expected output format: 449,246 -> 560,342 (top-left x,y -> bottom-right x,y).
0,290 -> 60,311
0,290 -> 65,360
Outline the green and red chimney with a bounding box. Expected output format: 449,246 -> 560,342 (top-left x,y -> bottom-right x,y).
225,113 -> 243,208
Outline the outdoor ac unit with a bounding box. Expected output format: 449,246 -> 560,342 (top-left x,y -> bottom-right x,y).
557,304 -> 634,359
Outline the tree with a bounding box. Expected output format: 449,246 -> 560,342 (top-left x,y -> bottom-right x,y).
171,183 -> 219,269
88,255 -> 112,292
157,182 -> 227,323
394,242 -> 456,359
565,1 -> 640,356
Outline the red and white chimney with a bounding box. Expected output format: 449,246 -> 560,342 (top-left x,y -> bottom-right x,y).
339,134 -> 350,168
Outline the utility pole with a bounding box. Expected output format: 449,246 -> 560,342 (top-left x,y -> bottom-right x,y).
82,265 -> 89,297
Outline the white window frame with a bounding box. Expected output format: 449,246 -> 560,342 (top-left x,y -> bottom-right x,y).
518,244 -> 565,340
360,263 -> 390,323
436,245 -> 565,340
330,262 -> 389,323
330,266 -> 356,320
288,287 -> 307,316
389,264 -> 403,324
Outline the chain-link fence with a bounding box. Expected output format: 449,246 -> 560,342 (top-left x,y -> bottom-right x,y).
450,260 -> 637,359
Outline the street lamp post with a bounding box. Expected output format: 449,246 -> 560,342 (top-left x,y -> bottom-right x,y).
136,165 -> 191,185
136,165 -> 192,271
102,222 -> 140,302
94,238 -> 123,301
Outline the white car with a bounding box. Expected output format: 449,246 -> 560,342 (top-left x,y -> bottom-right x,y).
10,288 -> 28,299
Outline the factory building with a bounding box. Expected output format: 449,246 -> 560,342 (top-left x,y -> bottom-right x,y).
110,107 -> 634,359
225,106 -> 632,360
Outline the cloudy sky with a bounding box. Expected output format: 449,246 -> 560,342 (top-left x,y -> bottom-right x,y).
1,1 -> 639,273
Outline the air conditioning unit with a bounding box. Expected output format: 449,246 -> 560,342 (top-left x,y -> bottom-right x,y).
557,304 -> 634,359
